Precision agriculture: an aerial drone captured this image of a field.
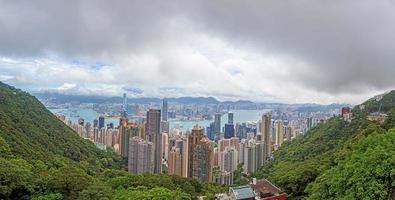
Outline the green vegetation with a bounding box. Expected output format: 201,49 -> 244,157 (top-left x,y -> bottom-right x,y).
255,91 -> 395,199
0,82 -> 226,199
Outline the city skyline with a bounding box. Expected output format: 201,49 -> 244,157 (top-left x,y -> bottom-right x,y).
1,1 -> 395,104
1,1 -> 394,199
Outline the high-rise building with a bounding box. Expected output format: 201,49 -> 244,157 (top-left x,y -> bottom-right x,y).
213,147 -> 219,167
218,138 -> 230,152
78,118 -> 84,126
168,139 -> 188,177
255,139 -> 266,169
181,139 -> 189,177
261,114 -> 271,160
168,147 -> 183,176
107,122 -> 114,129
162,132 -> 169,160
139,122 -> 146,139
93,127 -> 99,142
188,126 -> 213,182
162,98 -> 168,121
306,117 -> 313,131
122,93 -> 128,117
214,113 -> 221,139
220,146 -> 238,173
93,119 -> 98,128
285,125 -> 293,141
161,121 -> 169,133
275,120 -> 284,147
224,123 -> 235,139
119,125 -> 130,157
228,112 -> 234,124
105,128 -> 113,147
84,122 -> 91,139
243,139 -> 257,174
99,116 -> 105,129
214,171 -> 233,185
207,122 -> 215,141
239,139 -> 246,166
128,137 -> 154,174
146,109 -> 162,174
236,123 -> 248,139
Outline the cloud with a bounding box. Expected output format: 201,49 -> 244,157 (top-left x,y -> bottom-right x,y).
58,83 -> 77,91
0,0 -> 394,104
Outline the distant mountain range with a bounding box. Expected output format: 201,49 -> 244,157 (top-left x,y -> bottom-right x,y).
33,92 -> 349,113
33,92 -> 254,105
33,92 -> 346,106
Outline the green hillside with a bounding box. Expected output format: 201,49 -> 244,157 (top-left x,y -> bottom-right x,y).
256,91 -> 395,199
0,82 -> 120,164
0,82 -> 226,200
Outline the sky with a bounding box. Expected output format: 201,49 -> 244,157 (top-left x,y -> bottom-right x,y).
1,0 -> 395,104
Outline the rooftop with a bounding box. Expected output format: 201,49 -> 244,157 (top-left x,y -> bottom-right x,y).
229,185 -> 255,199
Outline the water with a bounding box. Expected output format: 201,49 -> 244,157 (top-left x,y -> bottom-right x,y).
50,108 -> 269,131
170,109 -> 269,131
50,108 -> 120,126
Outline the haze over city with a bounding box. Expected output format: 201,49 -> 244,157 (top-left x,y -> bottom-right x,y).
1,1 -> 395,104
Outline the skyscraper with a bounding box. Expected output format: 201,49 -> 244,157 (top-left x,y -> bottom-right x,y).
214,113 -> 221,139
244,139 -> 257,174
162,132 -> 169,160
78,118 -> 84,126
168,147 -> 183,176
161,121 -> 169,133
119,125 -> 130,157
275,120 -> 284,147
255,138 -> 266,169
207,122 -> 215,141
128,137 -> 154,174
93,119 -> 98,128
146,109 -> 162,174
306,117 -> 313,131
224,123 -> 235,139
261,113 -> 271,160
98,116 -> 105,129
285,125 -> 293,141
219,146 -> 238,173
122,93 -> 128,117
188,125 -> 213,182
162,98 -> 168,121
228,112 -> 234,124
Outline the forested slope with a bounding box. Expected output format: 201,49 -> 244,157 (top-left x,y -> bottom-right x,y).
256,91 -> 395,199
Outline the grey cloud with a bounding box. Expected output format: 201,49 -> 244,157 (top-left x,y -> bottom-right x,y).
1,0 -> 395,99
186,0 -> 395,93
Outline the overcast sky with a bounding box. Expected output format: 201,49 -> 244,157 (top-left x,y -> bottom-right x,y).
1,0 -> 394,104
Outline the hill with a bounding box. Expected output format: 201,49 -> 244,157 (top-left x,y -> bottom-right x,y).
33,92 -> 223,105
0,82 -> 118,164
255,91 -> 395,199
0,82 -> 226,199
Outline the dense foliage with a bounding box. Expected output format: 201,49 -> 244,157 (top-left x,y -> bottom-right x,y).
255,91 -> 395,199
0,82 -> 226,199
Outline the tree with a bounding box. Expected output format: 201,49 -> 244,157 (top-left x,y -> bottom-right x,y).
112,186 -> 191,200
305,130 -> 395,199
0,135 -> 11,158
0,158 -> 35,199
78,183 -> 114,200
31,193 -> 63,200
49,166 -> 93,199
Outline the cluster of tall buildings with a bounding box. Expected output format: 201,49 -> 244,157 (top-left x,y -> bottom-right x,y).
58,94 -> 324,185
